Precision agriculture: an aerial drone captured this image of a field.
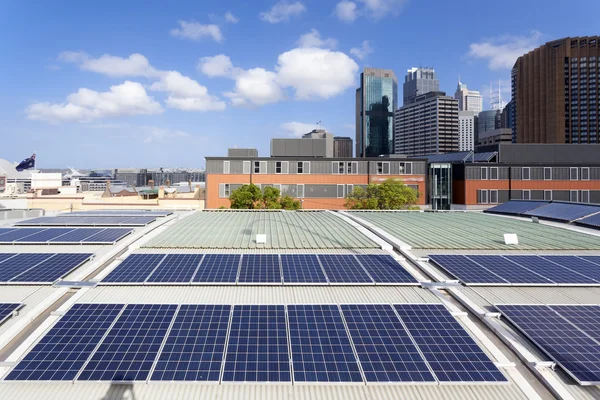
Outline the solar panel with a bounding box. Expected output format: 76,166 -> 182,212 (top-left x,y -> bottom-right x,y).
579,256 -> 600,267
78,304 -> 177,381
80,228 -> 133,244
10,253 -> 92,283
355,254 -> 417,284
47,228 -> 104,243
281,254 -> 327,284
548,305 -> 600,343
0,253 -> 56,282
146,254 -> 203,283
0,228 -> 47,243
0,253 -> 18,263
151,304 -> 231,381
13,228 -> 74,242
505,255 -> 598,284
497,304 -> 600,385
318,254 -> 373,284
102,254 -> 166,283
394,304 -> 506,382
288,304 -> 362,382
0,228 -> 18,237
192,254 -> 240,284
540,256 -> 600,283
524,202 -> 600,222
237,254 -> 281,284
5,303 -> 124,381
484,200 -> 549,216
60,210 -> 172,217
466,255 -> 554,285
0,303 -> 22,326
222,305 -> 291,382
341,304 -> 435,383
429,255 -> 508,285
577,213 -> 600,229
16,216 -> 156,227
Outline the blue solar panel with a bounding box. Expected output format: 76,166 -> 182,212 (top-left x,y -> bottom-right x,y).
466,255 -> 554,285
524,202 -> 600,222
485,200 -> 549,215
0,253 -> 55,282
497,304 -> 600,385
192,254 -> 240,283
577,213 -> 600,229
0,253 -> 17,264
17,216 -> 156,227
61,210 -> 171,217
151,305 -> 231,381
0,228 -> 47,242
505,256 -> 598,284
146,254 -> 203,283
341,304 -> 435,383
540,256 -> 600,283
355,254 -> 418,284
0,228 -> 18,237
5,303 -> 124,381
102,254 -> 166,283
579,256 -> 600,268
78,304 -> 177,381
47,228 -> 104,243
10,253 -> 92,283
394,304 -> 506,382
0,303 -> 22,326
222,305 -> 290,382
288,304 -> 362,382
548,305 -> 600,343
80,228 -> 133,243
237,254 -> 281,284
281,254 -> 327,284
318,254 -> 373,283
13,228 -> 74,242
429,255 -> 508,284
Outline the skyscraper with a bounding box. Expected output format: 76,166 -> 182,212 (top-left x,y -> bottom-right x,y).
355,68 -> 398,157
403,67 -> 439,105
512,36 -> 600,143
454,80 -> 482,114
458,111 -> 476,151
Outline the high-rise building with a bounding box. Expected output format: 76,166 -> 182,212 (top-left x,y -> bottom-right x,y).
454,80 -> 482,114
394,91 -> 459,157
458,111 -> 476,151
355,68 -> 398,158
478,109 -> 502,134
333,137 -> 353,157
403,67 -> 439,105
512,36 -> 600,143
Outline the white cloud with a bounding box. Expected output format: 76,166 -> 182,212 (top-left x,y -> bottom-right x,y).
277,47 -> 359,100
59,52 -> 160,78
170,20 -> 223,42
468,30 -> 543,70
225,11 -> 239,23
297,29 -> 338,49
150,71 -> 226,111
27,81 -> 163,123
260,1 -> 306,23
350,40 -> 373,60
281,122 -> 322,137
197,54 -> 237,78
225,68 -> 285,106
143,126 -> 191,143
335,1 -> 358,22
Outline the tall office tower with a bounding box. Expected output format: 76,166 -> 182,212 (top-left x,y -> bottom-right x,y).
355,68 -> 398,157
403,67 -> 439,105
458,111 -> 476,151
512,36 -> 600,143
333,136 -> 353,157
394,91 -> 459,157
454,80 -> 483,113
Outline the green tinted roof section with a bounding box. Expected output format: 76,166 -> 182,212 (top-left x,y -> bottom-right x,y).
144,211 -> 379,249
349,211 -> 600,250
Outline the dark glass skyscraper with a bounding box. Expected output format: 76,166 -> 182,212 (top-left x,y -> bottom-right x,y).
355,68 -> 398,157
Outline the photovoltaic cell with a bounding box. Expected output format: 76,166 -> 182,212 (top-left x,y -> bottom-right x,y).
102,254 -> 166,283
222,305 -> 290,382
10,253 -> 92,283
192,254 -> 240,283
0,253 -> 17,263
47,228 -> 104,243
580,256 -> 600,267
146,254 -> 203,283
466,255 -> 553,285
318,255 -> 373,284
78,304 -> 177,381
237,254 -> 281,284
0,228 -> 47,242
151,305 -> 231,381
0,253 -> 55,282
497,304 -> 600,384
288,304 -> 362,382
0,303 -> 21,326
281,254 -> 327,284
5,303 -> 124,381
0,228 -> 18,237
505,256 -> 598,284
341,304 -> 435,383
429,255 -> 508,284
540,256 -> 600,283
394,304 -> 506,382
355,254 -> 417,284
548,305 -> 600,343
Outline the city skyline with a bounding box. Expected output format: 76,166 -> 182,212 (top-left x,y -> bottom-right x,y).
1,0 -> 600,167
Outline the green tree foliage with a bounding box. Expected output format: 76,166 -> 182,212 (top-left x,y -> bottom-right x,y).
262,186 -> 282,209
344,179 -> 419,210
279,195 -> 301,210
228,184 -> 301,210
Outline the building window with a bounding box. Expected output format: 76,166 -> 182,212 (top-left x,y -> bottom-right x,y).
581,190 -> 590,203
522,190 -> 531,200
478,190 -> 489,204
490,167 -> 499,180
570,167 -> 579,180
544,167 -> 552,180
276,162 -> 282,174
219,183 -> 230,198
377,162 -> 390,175
522,167 -> 530,180
347,184 -> 354,195
337,184 -> 345,198
254,161 -> 261,174
490,190 -> 498,204
223,161 -> 230,174
242,161 -> 251,175
399,162 -> 413,174
297,184 -> 304,198
481,167 -> 488,180
570,190 -> 579,202
544,190 -> 552,201
581,167 -> 590,180
297,162 -> 303,174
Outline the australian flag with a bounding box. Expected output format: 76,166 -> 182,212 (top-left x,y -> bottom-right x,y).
15,153 -> 36,171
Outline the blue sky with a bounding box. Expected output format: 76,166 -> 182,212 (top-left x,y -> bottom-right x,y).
1,0 -> 599,169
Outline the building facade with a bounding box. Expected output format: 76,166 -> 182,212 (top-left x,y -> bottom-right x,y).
394,91 -> 459,157
512,36 -> 600,143
355,68 -> 398,158
458,111 -> 476,151
454,80 -> 483,113
333,137 -> 353,158
403,67 -> 439,105
271,130 -> 334,158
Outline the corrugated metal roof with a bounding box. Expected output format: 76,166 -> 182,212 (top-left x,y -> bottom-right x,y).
350,211 -> 600,250
143,211 -> 380,249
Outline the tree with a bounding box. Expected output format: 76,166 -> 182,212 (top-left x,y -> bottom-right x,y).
344,179 -> 419,210
280,195 -> 301,210
229,184 -> 262,209
262,186 -> 282,209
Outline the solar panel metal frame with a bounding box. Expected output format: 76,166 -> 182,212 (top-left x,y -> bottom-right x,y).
280,254 -> 328,285
191,254 -> 241,285
0,303 -> 23,326
8,253 -> 93,285
354,254 -> 419,286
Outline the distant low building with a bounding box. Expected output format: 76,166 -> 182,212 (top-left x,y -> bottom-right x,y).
477,128 -> 513,149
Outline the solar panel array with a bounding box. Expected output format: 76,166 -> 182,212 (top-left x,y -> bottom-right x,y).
497,304 -> 600,385
0,253 -> 92,284
523,202 -> 600,223
0,228 -> 133,244
577,213 -> 600,230
4,303 -> 506,384
101,253 -> 418,285
484,200 -> 549,216
59,210 -> 172,217
0,303 -> 22,326
16,216 -> 156,227
430,254 -> 600,286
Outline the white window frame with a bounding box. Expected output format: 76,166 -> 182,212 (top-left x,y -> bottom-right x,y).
219,183 -> 231,198
332,161 -> 340,174
490,167 -> 499,180
544,190 -> 552,201
242,161 -> 251,175
377,161 -> 390,175
404,162 -> 413,175
481,167 -> 488,180
581,190 -> 590,203
570,167 -> 579,180
570,190 -> 579,202
337,184 -> 345,199
347,184 -> 354,195
522,167 -> 531,180
254,161 -> 261,174
479,189 -> 489,204
522,190 -> 531,200
350,161 -> 358,175
303,161 -> 311,174
489,189 -> 498,204
223,161 -> 230,174
276,161 -> 283,174
581,167 -> 590,180
297,184 -> 304,198
544,167 -> 552,180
